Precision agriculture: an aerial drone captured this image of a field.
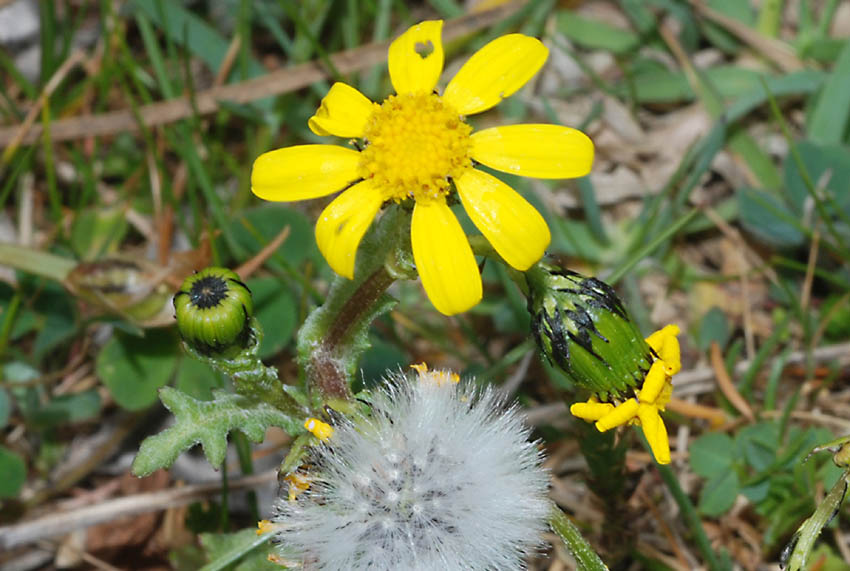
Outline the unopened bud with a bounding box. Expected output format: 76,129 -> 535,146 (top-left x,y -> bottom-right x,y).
173,267 -> 253,354
526,262 -> 653,400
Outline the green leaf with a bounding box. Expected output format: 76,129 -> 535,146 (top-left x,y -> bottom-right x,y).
690,432 -> 736,479
697,307 -> 730,352
738,188 -> 806,247
24,278 -> 77,359
247,278 -> 297,359
227,205 -> 318,269
96,329 -> 179,411
741,479 -> 770,503
701,0 -> 754,52
784,140 -> 850,215
699,470 -> 740,516
132,387 -> 304,476
808,40 -> 850,144
70,207 -> 128,261
617,66 -> 765,104
24,390 -> 101,428
175,357 -> 221,401
737,421 -> 781,472
0,445 -> 26,498
131,0 -> 266,79
556,11 -> 639,54
199,528 -> 280,571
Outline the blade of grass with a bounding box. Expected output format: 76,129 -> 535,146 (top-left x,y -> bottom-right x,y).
40,103 -> 61,227
656,464 -> 730,571
0,243 -> 77,282
659,22 -> 782,189
198,531 -> 272,571
756,0 -> 783,36
763,77 -> 850,258
361,0 -> 393,99
606,209 -> 699,285
136,7 -> 240,256
807,39 -> 850,144
549,504 -> 609,571
427,0 -> 463,18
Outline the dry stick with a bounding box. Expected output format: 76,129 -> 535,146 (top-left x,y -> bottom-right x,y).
0,470 -> 278,549
0,2 -> 524,148
234,225 -> 291,279
709,341 -> 755,422
0,50 -> 87,163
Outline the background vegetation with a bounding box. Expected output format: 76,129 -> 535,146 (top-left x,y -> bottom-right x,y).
1,0 -> 849,569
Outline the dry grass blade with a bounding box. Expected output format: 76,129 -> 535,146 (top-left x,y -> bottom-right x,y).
688,0 -> 805,72
0,470 -> 277,549
710,341 -> 755,422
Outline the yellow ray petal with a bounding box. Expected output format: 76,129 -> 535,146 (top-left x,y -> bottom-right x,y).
411,200 -> 482,315
442,34 -> 547,115
638,360 -> 668,405
595,399 -> 639,432
251,145 -> 361,201
646,324 -> 682,375
571,401 -> 615,421
308,83 -> 376,138
637,404 -> 671,464
455,169 -> 549,270
388,20 -> 444,95
315,180 -> 383,279
470,125 -> 594,179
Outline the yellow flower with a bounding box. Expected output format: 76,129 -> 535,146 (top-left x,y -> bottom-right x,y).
570,324 -> 681,465
251,21 -> 594,315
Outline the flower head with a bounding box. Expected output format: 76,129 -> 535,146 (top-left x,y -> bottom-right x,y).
270,368 -> 550,569
173,267 -> 253,354
251,21 -> 594,315
526,263 -> 681,465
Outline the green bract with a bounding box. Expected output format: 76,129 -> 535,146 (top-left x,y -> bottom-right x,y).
526,262 -> 653,400
173,267 -> 253,354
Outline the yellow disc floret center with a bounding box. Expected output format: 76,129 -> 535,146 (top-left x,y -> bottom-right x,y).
359,93 -> 472,203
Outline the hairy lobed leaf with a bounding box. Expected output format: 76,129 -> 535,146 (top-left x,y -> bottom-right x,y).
132,387 -> 305,477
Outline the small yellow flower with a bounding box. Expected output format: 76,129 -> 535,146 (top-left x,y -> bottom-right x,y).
304,417 -> 334,441
570,324 -> 681,464
411,362 -> 459,385
283,472 -> 311,502
251,21 -> 594,315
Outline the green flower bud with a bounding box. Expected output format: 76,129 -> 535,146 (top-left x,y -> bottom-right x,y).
526,262 -> 654,400
173,267 -> 253,354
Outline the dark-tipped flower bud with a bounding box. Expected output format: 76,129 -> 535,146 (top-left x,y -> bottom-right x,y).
173,267 -> 253,354
526,262 -> 653,400
525,261 -> 681,465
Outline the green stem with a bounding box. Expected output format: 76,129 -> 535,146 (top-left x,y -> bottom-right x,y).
656,464 -> 728,571
309,266 -> 396,400
232,431 -> 259,522
296,206 -> 408,403
783,469 -> 850,571
606,209 -> 699,285
0,291 -> 22,360
549,504 -> 609,571
185,318 -> 303,416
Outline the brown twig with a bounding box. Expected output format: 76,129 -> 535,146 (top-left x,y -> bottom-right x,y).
0,50 -> 87,164
0,470 -> 277,549
0,2 -> 524,148
709,342 -> 756,422
234,225 -> 291,279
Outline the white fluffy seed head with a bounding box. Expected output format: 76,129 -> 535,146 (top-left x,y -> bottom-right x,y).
272,369 -> 550,570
